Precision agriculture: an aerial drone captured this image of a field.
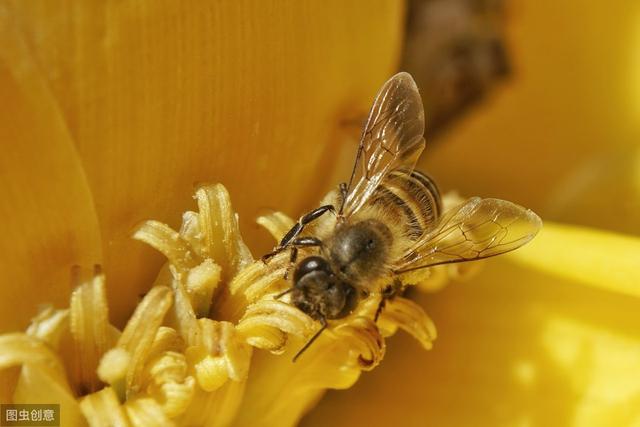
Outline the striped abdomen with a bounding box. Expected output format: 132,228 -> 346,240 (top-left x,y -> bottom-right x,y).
370,169 -> 442,241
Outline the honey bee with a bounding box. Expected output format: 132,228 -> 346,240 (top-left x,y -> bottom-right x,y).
263,72 -> 541,360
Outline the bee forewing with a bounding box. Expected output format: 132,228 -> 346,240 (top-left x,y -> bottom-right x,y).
342,72 -> 426,217
395,197 -> 542,273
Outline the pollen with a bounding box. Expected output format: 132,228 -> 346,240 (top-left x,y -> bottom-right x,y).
0,183 -> 449,426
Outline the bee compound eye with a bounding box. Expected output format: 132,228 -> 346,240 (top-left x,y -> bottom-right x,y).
293,256 -> 332,283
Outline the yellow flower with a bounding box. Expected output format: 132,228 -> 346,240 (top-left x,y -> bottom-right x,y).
0,1 -> 404,333
0,183 -> 440,426
0,1 -> 423,426
2,1 -> 639,427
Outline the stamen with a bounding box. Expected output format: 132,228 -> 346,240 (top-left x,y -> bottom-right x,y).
0,183 -> 446,426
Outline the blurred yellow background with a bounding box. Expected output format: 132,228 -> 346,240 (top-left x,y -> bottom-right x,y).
419,0 -> 640,236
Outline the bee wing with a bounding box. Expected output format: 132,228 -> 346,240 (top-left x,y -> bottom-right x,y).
394,198 -> 542,273
342,72 -> 426,218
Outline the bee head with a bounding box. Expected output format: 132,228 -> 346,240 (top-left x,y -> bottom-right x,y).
291,256 -> 358,320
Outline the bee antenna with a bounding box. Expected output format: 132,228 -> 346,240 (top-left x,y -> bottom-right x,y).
292,320 -> 327,363
274,288 -> 293,300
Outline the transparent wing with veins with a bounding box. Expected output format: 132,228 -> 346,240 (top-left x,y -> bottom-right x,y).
341,72 -> 426,218
394,197 -> 542,273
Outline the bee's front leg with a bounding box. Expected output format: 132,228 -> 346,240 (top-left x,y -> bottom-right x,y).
374,277 -> 403,322
262,204 -> 334,263
283,237 -> 323,280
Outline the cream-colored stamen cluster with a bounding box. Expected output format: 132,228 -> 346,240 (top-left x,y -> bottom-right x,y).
0,183 -> 461,427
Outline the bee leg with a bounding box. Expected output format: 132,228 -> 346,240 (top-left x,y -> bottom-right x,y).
261,250 -> 279,263
338,182 -> 348,214
373,287 -> 391,322
283,246 -> 298,280
263,205 -> 335,264
290,236 -> 323,247
281,205 -> 334,247
374,278 -> 403,322
283,237 -> 323,280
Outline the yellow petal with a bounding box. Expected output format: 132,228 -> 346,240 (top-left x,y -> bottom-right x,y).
142,350 -> 194,417
2,2 -> 404,329
0,333 -> 65,403
238,300 -> 315,348
221,259 -> 288,322
0,367 -> 19,404
377,297 -> 437,351
235,333 -> 365,427
185,260 -> 222,317
124,397 -> 176,427
147,327 -> 185,361
331,317 -> 386,371
14,364 -> 86,427
116,286 -> 173,396
145,351 -> 188,386
97,348 -> 130,400
26,306 -> 69,349
69,270 -> 111,394
147,374 -> 195,419
197,319 -> 252,382
233,312 -> 388,427
0,4 -> 102,334
166,273 -> 201,347
0,334 -> 68,389
194,185 -> 253,280
185,346 -> 228,393
186,319 -> 239,392
176,379 -> 246,427
256,212 -> 296,243
80,387 -> 130,427
304,257 -> 640,426
508,222 -> 640,298
132,221 -> 198,272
